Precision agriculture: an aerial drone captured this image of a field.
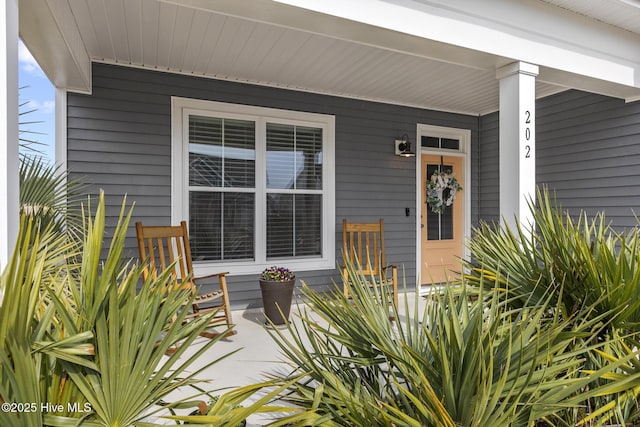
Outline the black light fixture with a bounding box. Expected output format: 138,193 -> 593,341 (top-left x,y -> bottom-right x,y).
395,134 -> 415,157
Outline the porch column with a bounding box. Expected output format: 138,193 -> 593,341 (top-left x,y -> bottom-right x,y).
0,0 -> 19,269
496,61 -> 538,232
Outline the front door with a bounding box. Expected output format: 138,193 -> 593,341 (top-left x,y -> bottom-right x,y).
421,154 -> 464,285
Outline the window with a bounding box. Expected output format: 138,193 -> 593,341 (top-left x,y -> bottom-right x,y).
421,135 -> 461,242
265,123 -> 323,258
172,98 -> 335,275
188,116 -> 256,261
425,163 -> 454,241
421,136 -> 460,150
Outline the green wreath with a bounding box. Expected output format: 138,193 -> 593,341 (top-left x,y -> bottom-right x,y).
427,170 -> 462,214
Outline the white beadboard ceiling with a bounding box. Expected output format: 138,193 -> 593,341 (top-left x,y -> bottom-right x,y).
539,0 -> 640,34
36,0 -> 639,115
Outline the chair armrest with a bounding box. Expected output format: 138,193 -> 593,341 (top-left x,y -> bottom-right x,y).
193,271 -> 230,283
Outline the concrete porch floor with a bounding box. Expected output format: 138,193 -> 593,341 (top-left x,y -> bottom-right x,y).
154,290 -> 425,426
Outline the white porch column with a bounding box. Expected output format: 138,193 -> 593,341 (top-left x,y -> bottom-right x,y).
0,0 -> 19,269
496,61 -> 538,232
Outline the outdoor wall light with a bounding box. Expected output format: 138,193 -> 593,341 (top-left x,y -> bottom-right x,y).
395,134 -> 415,157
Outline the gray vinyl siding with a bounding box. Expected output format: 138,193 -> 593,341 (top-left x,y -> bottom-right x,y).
537,90 -> 640,231
475,90 -> 640,231
67,63 -> 479,308
477,111 -> 500,224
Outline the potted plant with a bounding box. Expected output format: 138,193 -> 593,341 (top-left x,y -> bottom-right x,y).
259,266 -> 296,325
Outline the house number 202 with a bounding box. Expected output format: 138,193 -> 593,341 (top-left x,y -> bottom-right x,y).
524,110 -> 531,159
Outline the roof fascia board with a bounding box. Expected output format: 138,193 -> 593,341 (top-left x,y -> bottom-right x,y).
180,0 -> 640,91
19,0 -> 91,93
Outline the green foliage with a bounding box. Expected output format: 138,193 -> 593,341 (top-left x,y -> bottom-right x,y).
464,186 -> 640,425
0,212 -> 89,427
0,192 -> 243,426
257,259 -> 640,427
163,380 -> 301,426
18,89 -> 85,238
6,169 -> 640,426
465,187 -> 640,332
18,87 -> 47,152
19,155 -> 85,236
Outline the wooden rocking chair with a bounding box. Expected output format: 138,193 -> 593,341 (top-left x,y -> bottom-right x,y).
342,218 -> 399,310
135,221 -> 234,338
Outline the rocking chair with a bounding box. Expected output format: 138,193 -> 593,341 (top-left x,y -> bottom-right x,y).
342,218 -> 399,310
135,221 -> 234,338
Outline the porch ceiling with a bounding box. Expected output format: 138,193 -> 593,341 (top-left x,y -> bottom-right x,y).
18,0 -> 640,116
540,0 -> 640,34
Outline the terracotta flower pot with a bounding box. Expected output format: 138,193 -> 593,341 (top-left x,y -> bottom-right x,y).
259,278 -> 295,325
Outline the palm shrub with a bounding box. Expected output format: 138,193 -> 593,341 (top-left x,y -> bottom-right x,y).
19,155 -> 85,237
464,186 -> 640,424
0,213 -> 86,427
1,96 -> 90,424
5,91 -> 263,425
0,192 -> 241,426
18,87 -> 46,151
18,87 -> 85,238
261,261 -> 640,427
162,380 -> 303,426
465,187 -> 640,332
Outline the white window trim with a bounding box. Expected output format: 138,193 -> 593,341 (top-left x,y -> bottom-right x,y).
171,97 -> 335,276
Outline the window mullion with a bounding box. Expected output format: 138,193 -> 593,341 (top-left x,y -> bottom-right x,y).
292,127 -> 297,257
189,186 -> 254,193
265,188 -> 323,195
255,118 -> 266,264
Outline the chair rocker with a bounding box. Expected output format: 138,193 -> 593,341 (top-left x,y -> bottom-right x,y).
136,221 -> 235,339
342,218 -> 399,313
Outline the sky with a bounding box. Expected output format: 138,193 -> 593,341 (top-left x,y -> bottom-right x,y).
18,39 -> 55,164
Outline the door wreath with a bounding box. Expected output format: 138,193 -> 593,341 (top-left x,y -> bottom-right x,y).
427,170 -> 462,214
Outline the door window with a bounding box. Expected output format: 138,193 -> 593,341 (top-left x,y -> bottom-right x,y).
422,136 -> 460,151
426,163 -> 454,241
